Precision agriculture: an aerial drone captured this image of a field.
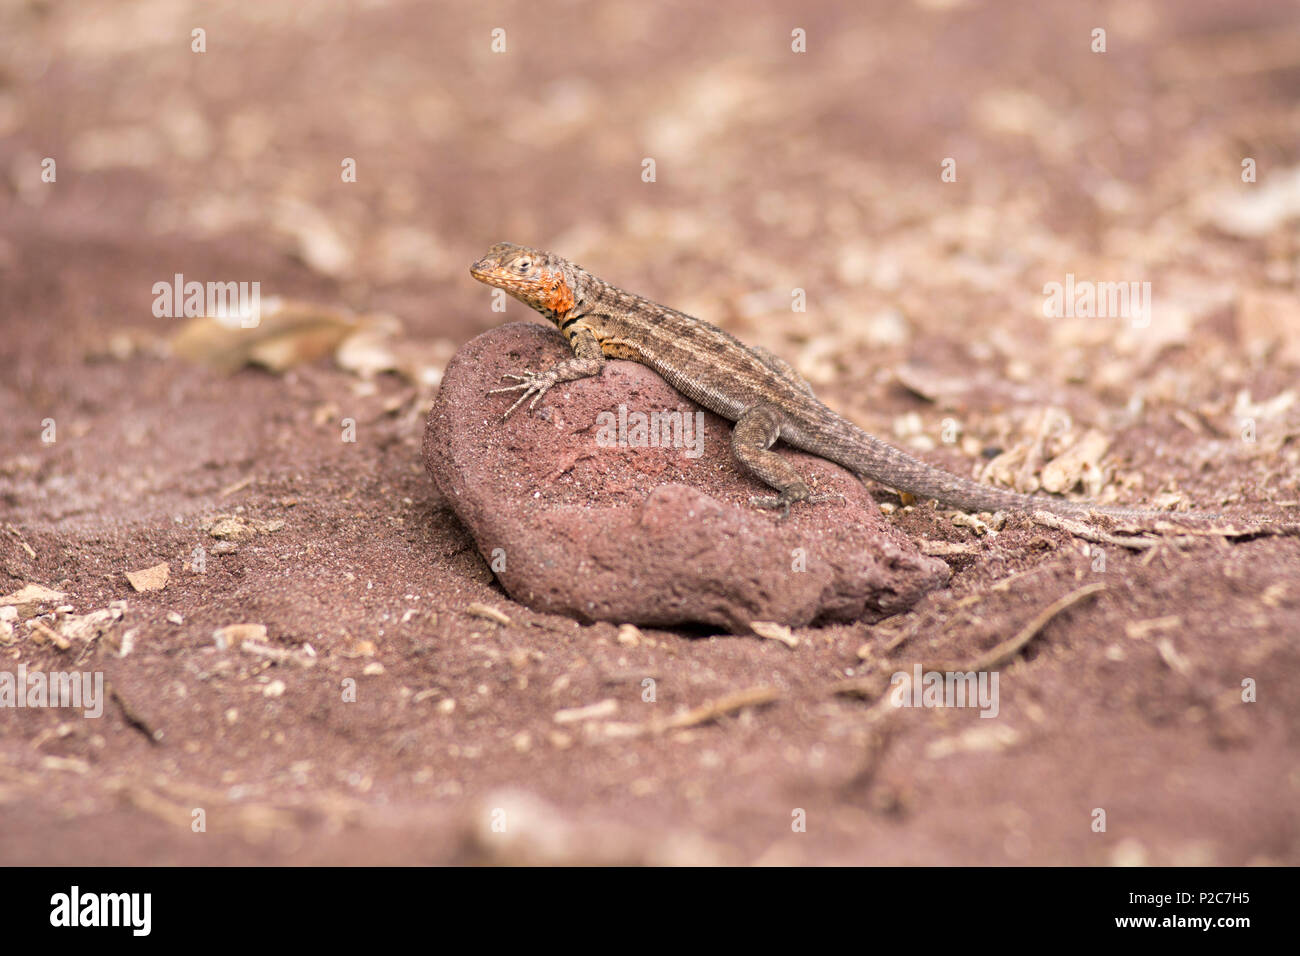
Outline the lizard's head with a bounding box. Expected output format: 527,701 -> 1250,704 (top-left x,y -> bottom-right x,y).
470,242 -> 576,318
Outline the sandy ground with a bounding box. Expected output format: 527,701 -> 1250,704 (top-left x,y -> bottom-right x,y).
1,0 -> 1299,864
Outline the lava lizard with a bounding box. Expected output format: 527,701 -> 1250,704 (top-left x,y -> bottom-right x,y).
470,241 -> 1242,523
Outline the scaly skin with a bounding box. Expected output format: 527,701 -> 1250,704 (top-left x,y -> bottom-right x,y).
470,241 -> 1228,522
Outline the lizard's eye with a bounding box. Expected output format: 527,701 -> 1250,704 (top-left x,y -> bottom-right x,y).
514,259 -> 531,273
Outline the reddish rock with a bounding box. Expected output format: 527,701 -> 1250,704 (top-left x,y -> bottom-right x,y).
424,322 -> 950,631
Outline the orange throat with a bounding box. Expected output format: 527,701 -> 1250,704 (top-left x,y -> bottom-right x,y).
540,272 -> 576,315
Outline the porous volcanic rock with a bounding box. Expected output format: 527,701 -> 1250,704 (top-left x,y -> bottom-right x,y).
424,322 -> 950,631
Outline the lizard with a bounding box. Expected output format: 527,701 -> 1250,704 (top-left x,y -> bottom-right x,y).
468,241 -> 1252,524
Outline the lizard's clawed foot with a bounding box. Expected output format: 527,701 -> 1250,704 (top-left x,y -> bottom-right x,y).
489,369 -> 559,419
805,492 -> 847,505
749,485 -> 845,519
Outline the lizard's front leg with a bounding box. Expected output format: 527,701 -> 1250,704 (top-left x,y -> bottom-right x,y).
490,326 -> 606,419
732,405 -> 844,518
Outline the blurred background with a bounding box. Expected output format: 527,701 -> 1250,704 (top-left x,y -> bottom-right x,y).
4,0 -> 1298,376
1,0 -> 1299,865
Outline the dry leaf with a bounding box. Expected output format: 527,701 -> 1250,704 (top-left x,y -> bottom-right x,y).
172,298 -> 363,372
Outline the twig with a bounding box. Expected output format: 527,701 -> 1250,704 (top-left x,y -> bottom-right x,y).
1034,509 -> 1300,550
657,686 -> 780,732
1031,511 -> 1160,550
109,682 -> 163,745
29,619 -> 70,651
465,602 -> 512,626
829,675 -> 887,699
4,524 -> 36,559
964,582 -> 1106,672
748,621 -> 798,649
218,474 -> 256,498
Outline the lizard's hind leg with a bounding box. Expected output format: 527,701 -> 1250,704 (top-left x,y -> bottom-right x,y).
732,405 -> 843,518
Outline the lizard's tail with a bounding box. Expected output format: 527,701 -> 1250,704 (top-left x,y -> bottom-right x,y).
832,430 -> 1207,520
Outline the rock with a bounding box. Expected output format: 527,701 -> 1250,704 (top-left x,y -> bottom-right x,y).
60,602 -> 127,642
125,562 -> 169,592
423,322 -> 950,631
202,514 -> 284,540
1,583 -> 66,608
